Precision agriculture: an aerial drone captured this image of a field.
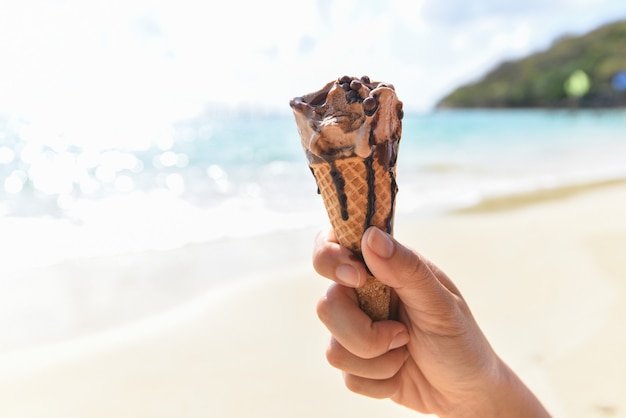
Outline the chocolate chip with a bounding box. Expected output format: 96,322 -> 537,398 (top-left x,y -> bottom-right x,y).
349,79 -> 362,91
339,75 -> 352,85
345,89 -> 359,103
360,75 -> 371,84
397,106 -> 404,120
363,96 -> 378,116
341,82 -> 350,91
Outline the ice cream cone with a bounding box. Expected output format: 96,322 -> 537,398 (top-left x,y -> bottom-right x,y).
309,148 -> 397,320
291,75 -> 403,321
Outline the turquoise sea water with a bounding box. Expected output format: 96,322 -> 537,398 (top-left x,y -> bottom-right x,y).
1,109 -> 625,271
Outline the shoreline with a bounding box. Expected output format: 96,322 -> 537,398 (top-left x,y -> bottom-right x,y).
452,177 -> 626,214
4,176 -> 626,353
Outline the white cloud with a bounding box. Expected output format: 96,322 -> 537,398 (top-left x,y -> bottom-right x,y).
1,0 -> 626,150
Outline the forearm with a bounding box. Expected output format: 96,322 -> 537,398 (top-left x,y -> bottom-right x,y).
442,360 -> 551,418
490,362 -> 551,418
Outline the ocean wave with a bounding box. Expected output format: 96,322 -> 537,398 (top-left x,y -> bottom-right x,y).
2,110 -> 626,273
0,190 -> 327,276
397,166 -> 626,215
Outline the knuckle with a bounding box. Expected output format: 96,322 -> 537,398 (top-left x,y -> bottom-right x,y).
343,373 -> 367,395
324,339 -> 346,369
312,239 -> 342,278
344,374 -> 397,399
315,284 -> 342,324
311,244 -> 330,275
315,294 -> 331,324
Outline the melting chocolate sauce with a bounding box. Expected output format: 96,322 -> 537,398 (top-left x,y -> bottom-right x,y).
368,122 -> 377,147
345,89 -> 360,104
369,144 -> 399,234
387,172 -> 398,233
364,155 -> 376,230
310,166 -> 321,194
329,161 -> 349,221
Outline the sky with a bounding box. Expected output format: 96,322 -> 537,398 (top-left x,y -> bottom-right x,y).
1,0 -> 626,150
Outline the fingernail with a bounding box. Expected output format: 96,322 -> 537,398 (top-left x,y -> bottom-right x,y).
389,331 -> 409,350
367,227 -> 394,259
335,264 -> 361,287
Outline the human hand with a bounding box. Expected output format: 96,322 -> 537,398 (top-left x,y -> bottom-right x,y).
313,227 -> 550,417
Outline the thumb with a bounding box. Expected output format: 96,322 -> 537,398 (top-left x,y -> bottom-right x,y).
361,227 -> 460,317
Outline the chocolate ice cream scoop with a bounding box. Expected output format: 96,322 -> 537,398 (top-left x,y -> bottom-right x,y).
290,75 -> 403,163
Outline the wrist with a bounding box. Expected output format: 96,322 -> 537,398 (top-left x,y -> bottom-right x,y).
472,359 -> 550,418
440,358 -> 551,418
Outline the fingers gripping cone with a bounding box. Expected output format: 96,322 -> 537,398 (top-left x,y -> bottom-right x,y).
290,75 -> 403,321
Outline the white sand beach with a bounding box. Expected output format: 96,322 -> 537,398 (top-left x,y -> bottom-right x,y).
1,182 -> 625,418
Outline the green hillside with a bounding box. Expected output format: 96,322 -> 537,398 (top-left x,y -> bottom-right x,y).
437,19 -> 626,108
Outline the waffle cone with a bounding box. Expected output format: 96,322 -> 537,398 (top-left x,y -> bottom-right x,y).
310,150 -> 397,321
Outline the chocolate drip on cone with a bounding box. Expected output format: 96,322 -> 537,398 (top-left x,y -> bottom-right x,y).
329,161 -> 349,221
